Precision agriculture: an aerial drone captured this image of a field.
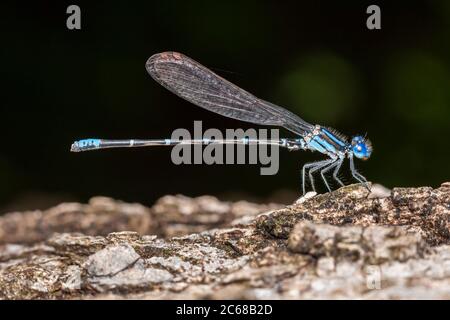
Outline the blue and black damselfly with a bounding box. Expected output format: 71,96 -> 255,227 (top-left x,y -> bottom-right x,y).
71,52 -> 372,194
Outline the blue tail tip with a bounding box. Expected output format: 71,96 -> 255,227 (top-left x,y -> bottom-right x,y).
71,139 -> 101,152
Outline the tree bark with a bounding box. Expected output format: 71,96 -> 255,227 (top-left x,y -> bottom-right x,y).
0,183 -> 449,299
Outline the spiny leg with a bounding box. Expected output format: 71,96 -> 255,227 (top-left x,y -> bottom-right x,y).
320,159 -> 340,192
308,159 -> 334,193
302,160 -> 330,195
302,162 -> 320,195
307,160 -> 332,193
349,155 -> 370,191
332,158 -> 345,187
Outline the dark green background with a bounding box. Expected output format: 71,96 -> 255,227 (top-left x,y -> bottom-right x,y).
2,1 -> 450,212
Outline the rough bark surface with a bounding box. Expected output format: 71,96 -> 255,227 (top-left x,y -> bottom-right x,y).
0,183 -> 449,299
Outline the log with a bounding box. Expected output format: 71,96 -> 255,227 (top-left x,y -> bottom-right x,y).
0,183 -> 449,299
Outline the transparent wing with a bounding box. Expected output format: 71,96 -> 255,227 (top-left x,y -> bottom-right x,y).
146,52 -> 314,136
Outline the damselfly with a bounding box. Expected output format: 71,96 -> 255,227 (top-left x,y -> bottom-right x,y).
71,52 -> 372,194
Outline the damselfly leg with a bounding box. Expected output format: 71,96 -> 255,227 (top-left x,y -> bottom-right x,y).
302,159 -> 332,194
309,159 -> 334,192
320,159 -> 343,192
332,158 -> 345,187
349,154 -> 370,191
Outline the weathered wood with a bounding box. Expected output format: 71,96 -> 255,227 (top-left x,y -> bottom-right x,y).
0,183 -> 449,299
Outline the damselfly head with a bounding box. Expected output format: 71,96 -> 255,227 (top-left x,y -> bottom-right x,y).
351,136 -> 372,160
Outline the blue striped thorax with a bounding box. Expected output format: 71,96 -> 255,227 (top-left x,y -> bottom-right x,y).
306,126 -> 348,156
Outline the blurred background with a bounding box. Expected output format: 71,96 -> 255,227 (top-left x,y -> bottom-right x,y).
1,0 -> 450,212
